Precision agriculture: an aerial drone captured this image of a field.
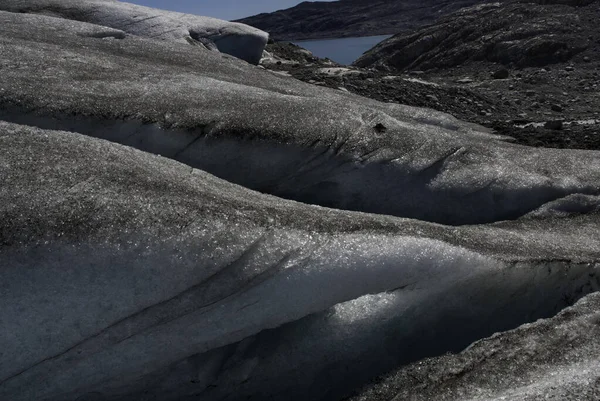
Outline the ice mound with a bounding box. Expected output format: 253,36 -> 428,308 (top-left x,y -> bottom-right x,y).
0,0 -> 268,64
1,11 -> 599,225
0,121 -> 598,400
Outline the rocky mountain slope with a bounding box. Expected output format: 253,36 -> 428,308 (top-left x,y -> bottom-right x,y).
262,0 -> 600,149
354,0 -> 598,71
353,0 -> 600,145
236,0 -> 486,40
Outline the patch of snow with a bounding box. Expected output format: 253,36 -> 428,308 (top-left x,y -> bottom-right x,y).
1,122 -> 599,400
317,67 -> 362,76
516,119 -> 599,129
525,194 -> 600,218
269,70 -> 293,77
403,77 -> 440,87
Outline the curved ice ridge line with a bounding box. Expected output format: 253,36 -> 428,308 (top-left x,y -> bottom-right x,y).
0,233 -> 502,400
1,110 -> 599,226
33,259 -> 600,401
130,262 -> 598,401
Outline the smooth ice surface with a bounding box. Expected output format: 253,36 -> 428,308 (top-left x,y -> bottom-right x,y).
0,121 -> 599,400
0,0 -> 268,64
1,11 -> 599,225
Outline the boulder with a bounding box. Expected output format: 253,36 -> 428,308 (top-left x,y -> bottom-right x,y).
545,120 -> 564,130
492,68 -> 510,79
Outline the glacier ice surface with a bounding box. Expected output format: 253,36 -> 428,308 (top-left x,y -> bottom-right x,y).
0,10 -> 599,225
0,121 -> 598,400
0,0 -> 268,64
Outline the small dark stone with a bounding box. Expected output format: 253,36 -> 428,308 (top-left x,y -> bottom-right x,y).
544,120 -> 563,130
374,123 -> 387,133
492,68 -> 510,79
551,104 -> 563,112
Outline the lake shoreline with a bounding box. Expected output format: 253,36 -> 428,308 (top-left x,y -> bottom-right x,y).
290,35 -> 392,65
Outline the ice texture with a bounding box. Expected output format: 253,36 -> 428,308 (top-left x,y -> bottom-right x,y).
0,11 -> 599,225
0,121 -> 598,400
0,0 -> 268,64
348,292 -> 600,401
1,9 -> 600,401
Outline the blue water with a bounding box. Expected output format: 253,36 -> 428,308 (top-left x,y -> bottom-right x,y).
293,35 -> 392,66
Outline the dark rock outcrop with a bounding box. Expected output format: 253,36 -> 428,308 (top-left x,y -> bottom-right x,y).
262,39 -> 600,151
236,0 -> 487,40
354,1 -> 598,71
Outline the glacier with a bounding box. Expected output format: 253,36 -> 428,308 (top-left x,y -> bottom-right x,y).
347,292 -> 600,401
0,0 -> 268,64
0,121 -> 598,400
0,6 -> 599,401
0,10 -> 599,226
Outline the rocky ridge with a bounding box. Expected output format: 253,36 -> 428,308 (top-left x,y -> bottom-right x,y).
236,0 -> 486,41
353,0 -> 600,147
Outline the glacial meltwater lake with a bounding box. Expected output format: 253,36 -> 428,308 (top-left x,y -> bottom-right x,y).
292,35 -> 392,65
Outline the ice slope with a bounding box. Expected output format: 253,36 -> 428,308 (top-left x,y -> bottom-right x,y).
0,0 -> 268,64
0,121 -> 598,401
1,11 -> 600,225
348,292 -> 600,401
